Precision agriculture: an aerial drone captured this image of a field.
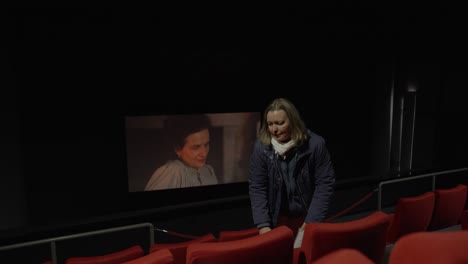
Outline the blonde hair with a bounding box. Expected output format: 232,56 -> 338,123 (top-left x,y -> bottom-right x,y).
258,98 -> 308,146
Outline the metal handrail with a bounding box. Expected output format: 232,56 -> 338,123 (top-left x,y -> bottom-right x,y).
377,168 -> 468,210
0,222 -> 155,264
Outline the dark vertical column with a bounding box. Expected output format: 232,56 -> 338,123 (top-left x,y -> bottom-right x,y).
400,89 -> 417,175
389,67 -> 419,177
408,89 -> 417,174
1,12 -> 29,230
369,62 -> 396,180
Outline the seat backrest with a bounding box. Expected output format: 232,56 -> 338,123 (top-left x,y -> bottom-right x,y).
298,211 -> 390,264
186,225 -> 294,264
65,244 -> 144,264
218,227 -> 258,242
388,230 -> 468,264
312,248 -> 375,264
429,184 -> 467,230
122,248 -> 174,264
150,233 -> 216,264
386,191 -> 435,244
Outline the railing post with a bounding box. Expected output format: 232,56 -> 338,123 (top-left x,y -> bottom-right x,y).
150,225 -> 154,246
378,183 -> 383,211
50,241 -> 57,264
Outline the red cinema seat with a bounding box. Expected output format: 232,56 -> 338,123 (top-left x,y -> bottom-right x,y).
150,233 -> 216,264
429,184 -> 467,230
386,191 -> 435,244
65,244 -> 144,264
186,225 -> 294,264
388,230 -> 468,264
296,211 -> 390,264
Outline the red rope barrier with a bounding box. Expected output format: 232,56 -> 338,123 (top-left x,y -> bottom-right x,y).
324,189 -> 376,222
154,228 -> 201,240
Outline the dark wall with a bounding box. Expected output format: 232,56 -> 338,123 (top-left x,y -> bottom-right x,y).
4,7 -> 468,245
1,30 -> 28,230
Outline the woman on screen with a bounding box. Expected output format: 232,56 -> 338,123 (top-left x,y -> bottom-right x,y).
144,114 -> 218,190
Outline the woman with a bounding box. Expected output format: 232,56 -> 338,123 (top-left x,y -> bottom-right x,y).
144,114 -> 218,190
248,98 -> 335,243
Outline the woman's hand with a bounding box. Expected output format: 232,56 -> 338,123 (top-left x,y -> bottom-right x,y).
259,227 -> 272,234
294,223 -> 306,248
300,222 -> 306,230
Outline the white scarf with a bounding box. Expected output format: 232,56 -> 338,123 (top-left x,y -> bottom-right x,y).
271,137 -> 296,156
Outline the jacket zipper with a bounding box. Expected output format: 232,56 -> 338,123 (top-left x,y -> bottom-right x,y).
296,167 -> 309,214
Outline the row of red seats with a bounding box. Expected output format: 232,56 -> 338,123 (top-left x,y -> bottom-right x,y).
307,230 -> 468,264
43,183 -> 468,264
42,228 -> 259,264
51,216 -> 468,264
386,183 -> 467,244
